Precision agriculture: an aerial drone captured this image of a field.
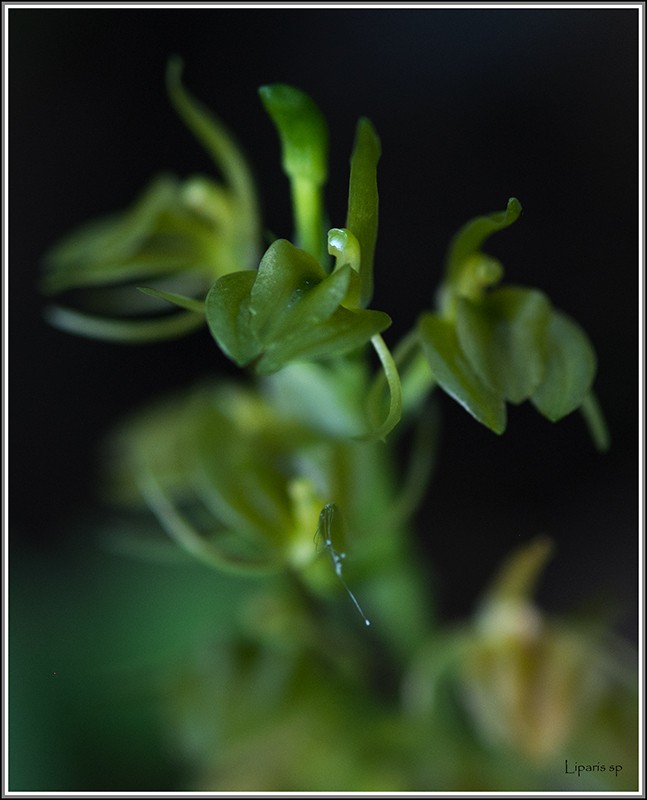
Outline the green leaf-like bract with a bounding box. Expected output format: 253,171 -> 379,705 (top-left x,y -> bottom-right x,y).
418,312 -> 506,434
206,240 -> 391,375
456,287 -> 552,405
531,310 -> 597,421
420,297 -> 597,433
204,270 -> 259,366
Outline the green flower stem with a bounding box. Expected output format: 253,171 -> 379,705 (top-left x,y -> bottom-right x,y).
367,329 -> 436,426
393,330 -> 436,417
258,83 -> 329,266
292,175 -> 327,268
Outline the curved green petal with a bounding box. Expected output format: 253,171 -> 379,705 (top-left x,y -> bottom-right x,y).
44,305 -> 206,343
418,312 -> 506,434
456,286 -> 552,404
205,270 -> 260,366
531,310 -> 597,421
137,286 -> 206,314
167,57 -> 260,266
256,305 -> 391,376
207,239 -> 390,375
249,239 -> 326,341
283,265 -> 352,332
445,197 -> 522,285
138,469 -> 280,575
41,175 -> 185,293
438,199 -> 521,318
362,333 -> 402,442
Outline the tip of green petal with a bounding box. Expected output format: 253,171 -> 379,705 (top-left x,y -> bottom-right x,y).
491,197 -> 522,229
506,197 -> 522,217
580,392 -> 611,452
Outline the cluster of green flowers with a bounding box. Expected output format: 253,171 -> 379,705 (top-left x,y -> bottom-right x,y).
40,60 -> 633,791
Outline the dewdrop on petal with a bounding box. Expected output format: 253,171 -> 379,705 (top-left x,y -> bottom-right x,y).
315,504 -> 370,626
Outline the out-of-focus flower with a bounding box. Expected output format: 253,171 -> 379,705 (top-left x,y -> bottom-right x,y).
41,59 -> 261,343
403,538 -> 634,766
461,538 -> 630,762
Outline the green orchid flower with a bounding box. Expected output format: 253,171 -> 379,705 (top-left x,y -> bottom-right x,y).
417,199 -> 606,446
41,58 -> 261,343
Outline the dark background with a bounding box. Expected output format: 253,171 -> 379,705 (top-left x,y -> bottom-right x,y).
8,7 -> 639,787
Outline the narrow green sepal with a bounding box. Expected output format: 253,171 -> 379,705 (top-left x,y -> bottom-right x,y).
580,391 -> 610,452
346,117 -> 381,307
137,286 -> 206,314
44,305 -> 205,343
166,57 -> 260,256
